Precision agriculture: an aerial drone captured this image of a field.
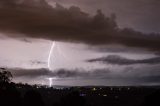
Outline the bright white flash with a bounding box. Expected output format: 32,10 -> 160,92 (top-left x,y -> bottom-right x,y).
48,78 -> 53,87
46,77 -> 57,87
47,41 -> 56,70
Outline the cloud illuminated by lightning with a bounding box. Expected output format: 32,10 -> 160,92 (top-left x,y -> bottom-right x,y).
47,41 -> 56,70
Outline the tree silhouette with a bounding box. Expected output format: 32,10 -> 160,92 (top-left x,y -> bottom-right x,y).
23,90 -> 44,106
0,68 -> 12,84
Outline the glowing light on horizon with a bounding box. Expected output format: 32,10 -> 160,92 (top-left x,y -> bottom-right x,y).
46,77 -> 57,87
49,78 -> 53,87
47,41 -> 56,70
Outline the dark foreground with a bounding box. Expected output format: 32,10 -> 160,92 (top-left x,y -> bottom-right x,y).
1,82 -> 160,106
0,70 -> 160,106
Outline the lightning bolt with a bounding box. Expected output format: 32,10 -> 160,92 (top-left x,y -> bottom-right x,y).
48,78 -> 53,87
46,77 -> 57,87
47,41 -> 56,70
47,41 -> 68,87
47,41 -> 56,87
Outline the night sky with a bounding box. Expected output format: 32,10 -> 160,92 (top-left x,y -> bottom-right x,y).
0,0 -> 160,86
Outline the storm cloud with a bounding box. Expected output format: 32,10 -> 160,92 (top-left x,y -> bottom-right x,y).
87,55 -> 160,65
8,68 -> 110,78
51,0 -> 160,33
5,65 -> 160,85
0,0 -> 160,51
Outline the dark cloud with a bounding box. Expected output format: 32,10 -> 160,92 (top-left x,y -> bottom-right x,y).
87,55 -> 160,65
52,0 -> 160,33
18,38 -> 33,43
9,68 -> 110,78
6,65 -> 160,85
30,60 -> 46,65
0,0 -> 160,51
136,76 -> 160,83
